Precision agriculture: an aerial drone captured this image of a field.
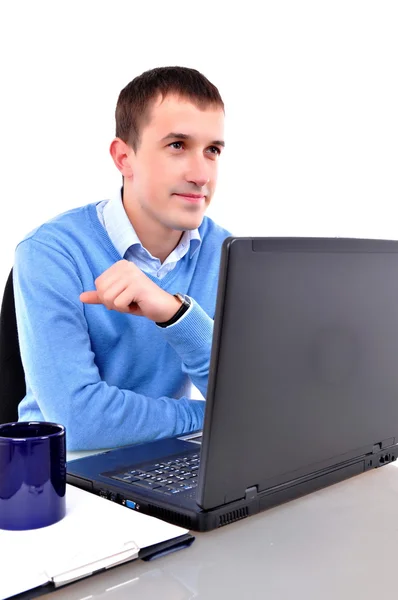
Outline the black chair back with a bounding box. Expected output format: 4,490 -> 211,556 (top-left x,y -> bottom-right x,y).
0,269 -> 26,424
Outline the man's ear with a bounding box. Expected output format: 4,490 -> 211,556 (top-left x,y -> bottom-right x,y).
109,138 -> 134,178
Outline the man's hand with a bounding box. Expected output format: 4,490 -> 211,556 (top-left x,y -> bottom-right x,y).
80,260 -> 182,323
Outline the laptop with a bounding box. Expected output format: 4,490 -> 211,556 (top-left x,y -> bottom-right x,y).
67,237 -> 398,531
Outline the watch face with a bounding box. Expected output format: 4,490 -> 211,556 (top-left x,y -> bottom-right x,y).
175,293 -> 190,307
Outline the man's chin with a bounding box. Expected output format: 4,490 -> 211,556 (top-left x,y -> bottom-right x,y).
165,206 -> 206,230
168,215 -> 204,232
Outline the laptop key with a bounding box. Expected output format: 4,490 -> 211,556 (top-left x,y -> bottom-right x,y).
112,474 -> 140,483
164,486 -> 183,494
132,480 -> 162,489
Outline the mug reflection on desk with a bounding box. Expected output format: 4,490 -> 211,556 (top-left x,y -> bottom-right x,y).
0,421 -> 66,531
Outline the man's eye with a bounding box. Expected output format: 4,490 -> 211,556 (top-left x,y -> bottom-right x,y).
169,142 -> 183,150
207,146 -> 221,155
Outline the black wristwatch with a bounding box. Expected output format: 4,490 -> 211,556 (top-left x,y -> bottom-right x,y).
156,294 -> 191,328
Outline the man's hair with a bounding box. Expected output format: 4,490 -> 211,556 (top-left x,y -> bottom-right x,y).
115,66 -> 224,151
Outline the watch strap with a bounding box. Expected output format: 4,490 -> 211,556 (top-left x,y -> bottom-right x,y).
156,294 -> 191,328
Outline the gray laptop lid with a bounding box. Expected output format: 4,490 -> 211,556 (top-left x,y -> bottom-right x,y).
198,237 -> 398,510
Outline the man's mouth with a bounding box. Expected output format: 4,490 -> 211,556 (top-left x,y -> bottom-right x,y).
173,193 -> 205,203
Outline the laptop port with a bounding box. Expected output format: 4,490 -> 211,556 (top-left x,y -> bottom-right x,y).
126,499 -> 140,510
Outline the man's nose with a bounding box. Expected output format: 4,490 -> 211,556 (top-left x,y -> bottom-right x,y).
185,157 -> 211,188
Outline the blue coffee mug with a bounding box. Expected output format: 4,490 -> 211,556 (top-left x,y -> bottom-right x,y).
0,421 -> 66,530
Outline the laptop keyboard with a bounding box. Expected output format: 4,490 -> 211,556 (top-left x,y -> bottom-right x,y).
107,452 -> 200,495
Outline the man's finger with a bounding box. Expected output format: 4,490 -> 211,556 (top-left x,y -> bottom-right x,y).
80,291 -> 101,304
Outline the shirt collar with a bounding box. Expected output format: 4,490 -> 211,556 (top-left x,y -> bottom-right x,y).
103,189 -> 201,259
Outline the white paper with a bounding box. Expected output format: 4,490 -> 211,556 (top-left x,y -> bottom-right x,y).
0,484 -> 188,599
0,568 -> 48,600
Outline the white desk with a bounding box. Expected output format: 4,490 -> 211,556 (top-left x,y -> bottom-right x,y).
48,462 -> 398,600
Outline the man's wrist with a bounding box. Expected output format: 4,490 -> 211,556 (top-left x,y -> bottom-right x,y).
154,293 -> 183,324
156,294 -> 191,328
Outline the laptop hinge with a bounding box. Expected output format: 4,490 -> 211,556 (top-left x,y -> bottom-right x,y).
245,486 -> 258,501
373,438 -> 396,453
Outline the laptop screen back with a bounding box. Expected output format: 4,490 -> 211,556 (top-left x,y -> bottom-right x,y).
199,238 -> 398,509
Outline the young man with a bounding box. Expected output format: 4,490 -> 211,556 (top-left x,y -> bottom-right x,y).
13,66 -> 230,451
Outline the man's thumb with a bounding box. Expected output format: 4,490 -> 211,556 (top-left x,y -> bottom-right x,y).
80,290 -> 101,304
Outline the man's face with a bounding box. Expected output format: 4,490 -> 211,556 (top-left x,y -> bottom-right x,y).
124,94 -> 225,231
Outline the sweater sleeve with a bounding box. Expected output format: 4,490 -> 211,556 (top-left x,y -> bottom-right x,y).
13,238 -> 205,451
158,300 -> 214,398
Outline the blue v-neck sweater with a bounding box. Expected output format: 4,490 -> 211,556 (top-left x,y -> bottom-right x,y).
13,203 -> 230,450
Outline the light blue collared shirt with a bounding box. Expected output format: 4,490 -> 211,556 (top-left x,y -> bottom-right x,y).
96,190 -> 201,279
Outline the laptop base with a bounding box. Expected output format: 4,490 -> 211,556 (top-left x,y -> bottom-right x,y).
67,443 -> 397,531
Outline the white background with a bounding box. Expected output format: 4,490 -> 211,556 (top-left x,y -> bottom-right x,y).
0,0 -> 397,295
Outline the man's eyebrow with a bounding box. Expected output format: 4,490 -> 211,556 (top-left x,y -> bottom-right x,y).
161,132 -> 225,147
